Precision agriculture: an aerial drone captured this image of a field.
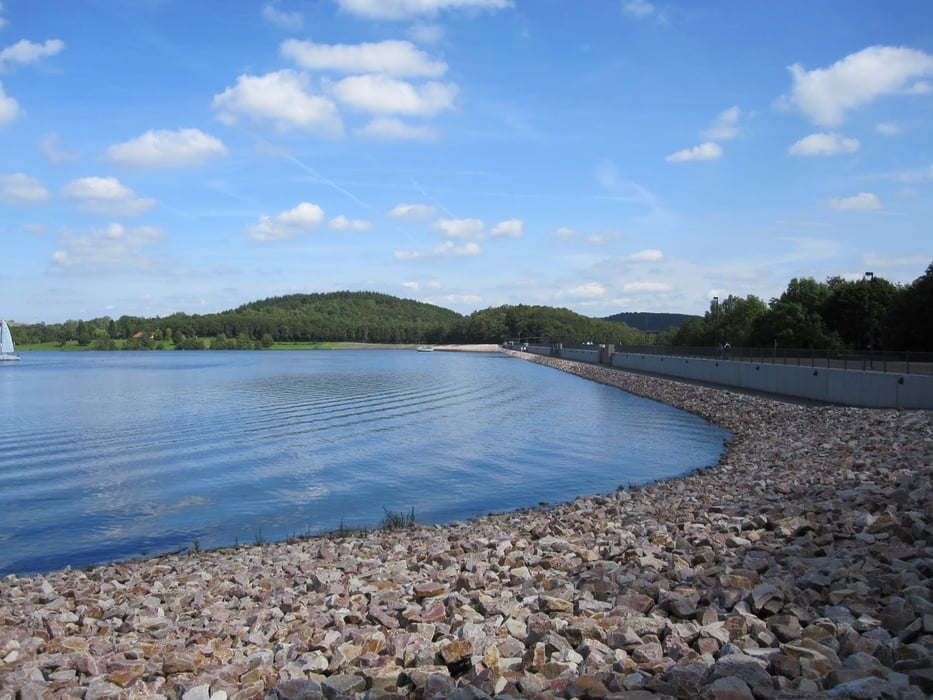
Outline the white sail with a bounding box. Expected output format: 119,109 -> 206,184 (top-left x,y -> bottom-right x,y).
0,320 -> 20,361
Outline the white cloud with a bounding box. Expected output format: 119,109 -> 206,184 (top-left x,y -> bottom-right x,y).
702,106 -> 741,140
357,117 -> 437,140
329,74 -> 457,116
788,132 -> 860,156
489,218 -> 523,238
261,3 -> 304,28
282,38 -> 446,77
785,45 -> 933,126
61,176 -> 156,217
826,192 -> 882,211
568,282 -> 606,298
622,0 -> 654,17
388,203 -> 436,219
335,0 -> 512,20
0,38 -> 63,71
408,23 -> 444,44
622,281 -> 672,292
862,252 -> 930,267
894,166 -> 933,183
553,226 -> 578,237
435,217 -> 484,238
50,223 -> 165,275
395,240 -> 482,259
624,249 -> 664,262
103,128 -> 228,168
666,142 -> 722,162
328,214 -> 372,231
39,132 -> 80,163
875,122 -> 901,135
1,172 -> 50,203
0,81 -> 19,126
213,70 -> 342,135
248,202 -> 325,241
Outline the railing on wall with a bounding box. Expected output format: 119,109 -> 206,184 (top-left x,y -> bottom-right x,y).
612,345 -> 933,376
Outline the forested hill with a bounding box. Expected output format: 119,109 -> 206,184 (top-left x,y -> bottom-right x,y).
14,293 -> 640,347
602,312 -> 697,332
206,291 -> 462,344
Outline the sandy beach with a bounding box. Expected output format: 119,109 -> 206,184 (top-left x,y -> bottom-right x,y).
1,351 -> 930,699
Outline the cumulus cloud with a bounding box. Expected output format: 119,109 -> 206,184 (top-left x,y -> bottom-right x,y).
1,172 -> 50,203
624,249 -> 664,262
0,81 -> 19,126
435,217 -> 484,238
357,117 -> 436,140
489,218 -> 523,238
785,45 -> 933,126
39,132 -> 81,164
0,38 -> 64,71
702,106 -> 741,140
788,132 -> 860,156
553,226 -> 578,238
213,70 -> 342,135
568,282 -> 606,298
335,0 -> 511,20
622,281 -> 672,292
666,142 -> 722,162
394,240 -> 482,259
103,128 -> 228,168
827,192 -> 882,211
328,74 -> 457,116
282,38 -> 446,77
248,202 -> 325,241
328,215 -> 372,231
50,223 -> 165,275
875,122 -> 901,135
61,176 -> 156,216
261,2 -> 303,28
388,203 -> 436,219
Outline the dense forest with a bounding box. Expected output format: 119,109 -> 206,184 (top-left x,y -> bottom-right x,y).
11,291 -> 643,350
10,262 -> 933,352
602,312 -> 695,333
665,262 -> 933,352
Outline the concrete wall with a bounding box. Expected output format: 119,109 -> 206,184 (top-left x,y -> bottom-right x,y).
609,352 -> 933,410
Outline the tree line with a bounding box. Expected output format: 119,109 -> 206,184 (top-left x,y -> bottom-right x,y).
664,262 -> 933,352
11,262 -> 933,352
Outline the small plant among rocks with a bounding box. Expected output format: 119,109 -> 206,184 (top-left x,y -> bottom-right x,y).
379,507 -> 415,531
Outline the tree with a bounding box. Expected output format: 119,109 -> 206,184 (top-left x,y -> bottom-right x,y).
749,278 -> 836,348
824,275 -> 897,350
883,261 -> 933,351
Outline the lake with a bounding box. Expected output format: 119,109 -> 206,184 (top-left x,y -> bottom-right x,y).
0,350 -> 729,576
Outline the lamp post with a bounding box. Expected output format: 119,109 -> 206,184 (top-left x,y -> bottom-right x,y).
864,272 -> 875,367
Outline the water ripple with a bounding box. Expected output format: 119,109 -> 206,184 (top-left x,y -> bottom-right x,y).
0,351 -> 727,576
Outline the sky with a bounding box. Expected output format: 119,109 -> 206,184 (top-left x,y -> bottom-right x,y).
1,0 -> 932,324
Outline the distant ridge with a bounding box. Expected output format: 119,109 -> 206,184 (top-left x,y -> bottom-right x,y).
601,311 -> 696,333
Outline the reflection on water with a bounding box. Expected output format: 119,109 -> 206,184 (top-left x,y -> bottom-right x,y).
0,350 -> 728,575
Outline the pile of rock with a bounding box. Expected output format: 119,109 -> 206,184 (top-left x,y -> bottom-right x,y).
1,354 -> 930,699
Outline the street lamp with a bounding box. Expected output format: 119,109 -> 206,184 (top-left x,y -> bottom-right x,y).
864,272 -> 875,358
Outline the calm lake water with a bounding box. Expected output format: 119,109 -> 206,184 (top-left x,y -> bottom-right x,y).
0,350 -> 729,576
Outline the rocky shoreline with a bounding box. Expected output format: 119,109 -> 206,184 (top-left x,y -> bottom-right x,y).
1,352 -> 931,699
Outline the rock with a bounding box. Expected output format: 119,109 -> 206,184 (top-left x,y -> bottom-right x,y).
1,353 -> 931,699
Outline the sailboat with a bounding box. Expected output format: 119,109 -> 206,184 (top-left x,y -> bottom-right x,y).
1,320 -> 20,361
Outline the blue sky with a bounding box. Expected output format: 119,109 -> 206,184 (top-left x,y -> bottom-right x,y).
1,0 -> 932,324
